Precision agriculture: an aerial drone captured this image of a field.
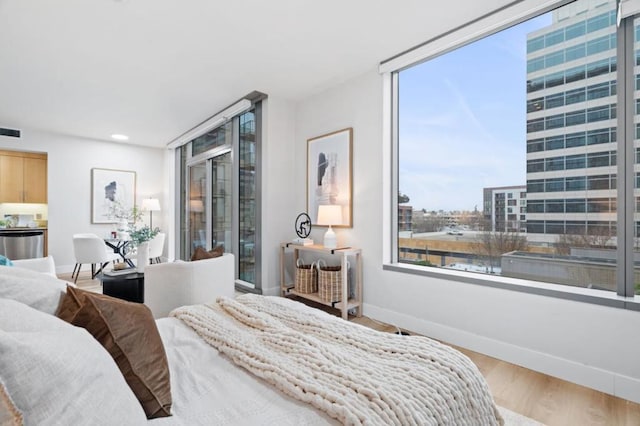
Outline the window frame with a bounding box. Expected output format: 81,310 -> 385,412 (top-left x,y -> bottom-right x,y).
380,0 -> 640,311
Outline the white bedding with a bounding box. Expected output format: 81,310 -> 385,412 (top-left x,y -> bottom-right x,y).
150,316 -> 336,425
162,295 -> 502,425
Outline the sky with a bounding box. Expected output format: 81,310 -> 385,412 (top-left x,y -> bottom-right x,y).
398,13 -> 552,212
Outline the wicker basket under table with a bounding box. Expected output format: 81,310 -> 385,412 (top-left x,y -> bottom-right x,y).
318,261 -> 342,303
294,260 -> 318,294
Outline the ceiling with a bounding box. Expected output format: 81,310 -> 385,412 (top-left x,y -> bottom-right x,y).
0,0 -> 512,148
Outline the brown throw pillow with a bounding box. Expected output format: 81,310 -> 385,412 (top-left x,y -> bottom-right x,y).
56,287 -> 172,419
190,245 -> 224,261
55,284 -> 85,322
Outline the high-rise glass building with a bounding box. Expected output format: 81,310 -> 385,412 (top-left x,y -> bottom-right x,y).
525,0 -> 618,237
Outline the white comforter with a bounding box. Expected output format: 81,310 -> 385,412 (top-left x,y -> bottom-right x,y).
150,315 -> 336,425
162,294 -> 502,425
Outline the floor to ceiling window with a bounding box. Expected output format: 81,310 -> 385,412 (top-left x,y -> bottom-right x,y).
386,0 -> 639,302
178,99 -> 262,291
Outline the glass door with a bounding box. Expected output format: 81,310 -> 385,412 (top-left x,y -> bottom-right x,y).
179,101 -> 262,290
187,161 -> 207,256
239,111 -> 256,283
210,152 -> 232,251
186,151 -> 232,258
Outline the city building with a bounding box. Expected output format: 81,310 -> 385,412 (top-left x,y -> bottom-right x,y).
398,204 -> 413,232
525,0 -> 618,236
482,185 -> 527,232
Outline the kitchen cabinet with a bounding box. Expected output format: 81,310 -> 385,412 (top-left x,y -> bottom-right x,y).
0,150 -> 47,203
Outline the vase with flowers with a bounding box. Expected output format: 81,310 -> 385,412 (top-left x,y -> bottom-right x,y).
128,225 -> 160,272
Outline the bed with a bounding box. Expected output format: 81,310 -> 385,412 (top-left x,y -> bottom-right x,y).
0,265 -> 504,425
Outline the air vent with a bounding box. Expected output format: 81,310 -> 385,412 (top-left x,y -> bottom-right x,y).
0,128 -> 20,138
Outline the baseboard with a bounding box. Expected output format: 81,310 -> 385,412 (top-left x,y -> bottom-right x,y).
363,303 -> 640,404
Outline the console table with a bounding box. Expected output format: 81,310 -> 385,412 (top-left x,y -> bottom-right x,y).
279,242 -> 362,319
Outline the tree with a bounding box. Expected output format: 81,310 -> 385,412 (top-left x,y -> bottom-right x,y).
398,192 -> 410,204
555,228 -> 614,255
473,219 -> 527,273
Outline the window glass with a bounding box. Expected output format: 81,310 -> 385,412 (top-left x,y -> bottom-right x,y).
566,154 -> 586,170
546,156 -> 565,171
565,44 -> 586,62
527,138 -> 545,153
565,65 -> 585,83
545,93 -> 564,109
545,29 -> 565,46
527,36 -> 545,53
565,110 -> 586,126
586,58 -> 611,77
397,0 -> 619,293
528,97 -> 545,112
565,88 -> 586,104
546,136 -> 565,150
546,51 -> 565,68
566,132 -> 586,147
566,21 -> 586,40
586,35 -> 610,55
191,123 -> 231,156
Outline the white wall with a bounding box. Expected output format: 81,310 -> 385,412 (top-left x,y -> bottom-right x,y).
292,68 -> 640,404
261,96 -> 297,295
0,129 -> 166,272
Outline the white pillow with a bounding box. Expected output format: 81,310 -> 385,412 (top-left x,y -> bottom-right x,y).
0,265 -> 68,314
0,298 -> 148,425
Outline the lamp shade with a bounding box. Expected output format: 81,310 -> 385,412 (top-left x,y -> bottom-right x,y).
317,205 -> 342,226
142,198 -> 161,211
189,199 -> 204,213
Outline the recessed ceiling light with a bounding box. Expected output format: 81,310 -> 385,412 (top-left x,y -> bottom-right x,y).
111,134 -> 129,141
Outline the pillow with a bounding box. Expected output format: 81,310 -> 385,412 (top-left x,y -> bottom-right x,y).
58,287 -> 172,419
191,245 -> 224,261
0,298 -> 148,425
0,265 -> 67,314
0,255 -> 13,266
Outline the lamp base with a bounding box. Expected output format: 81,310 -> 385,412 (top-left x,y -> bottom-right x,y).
323,226 -> 337,249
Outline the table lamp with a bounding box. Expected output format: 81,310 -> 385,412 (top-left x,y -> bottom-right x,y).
317,205 -> 342,249
141,198 -> 161,229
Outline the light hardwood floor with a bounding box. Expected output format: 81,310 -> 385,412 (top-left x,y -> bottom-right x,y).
63,271 -> 640,426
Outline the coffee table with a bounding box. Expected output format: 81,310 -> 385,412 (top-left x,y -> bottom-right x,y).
99,272 -> 144,303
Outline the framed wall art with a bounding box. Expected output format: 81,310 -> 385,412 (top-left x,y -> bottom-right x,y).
307,127 -> 352,227
91,168 -> 136,224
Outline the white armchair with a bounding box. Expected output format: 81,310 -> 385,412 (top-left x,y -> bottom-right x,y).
12,256 -> 57,278
143,253 -> 235,318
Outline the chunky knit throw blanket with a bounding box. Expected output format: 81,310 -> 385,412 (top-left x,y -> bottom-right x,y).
171,294 -> 504,426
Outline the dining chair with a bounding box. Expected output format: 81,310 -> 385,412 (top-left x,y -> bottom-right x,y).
71,233 -> 121,283
148,232 -> 165,264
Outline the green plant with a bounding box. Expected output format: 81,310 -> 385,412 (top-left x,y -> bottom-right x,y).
128,225 -> 160,246
0,220 -> 5,227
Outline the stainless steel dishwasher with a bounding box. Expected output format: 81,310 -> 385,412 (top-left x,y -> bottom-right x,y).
0,230 -> 44,260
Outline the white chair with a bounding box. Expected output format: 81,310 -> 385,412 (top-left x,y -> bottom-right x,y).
71,234 -> 120,283
148,232 -> 165,264
144,253 -> 235,318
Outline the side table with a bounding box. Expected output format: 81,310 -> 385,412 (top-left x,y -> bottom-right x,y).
99,272 -> 145,303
